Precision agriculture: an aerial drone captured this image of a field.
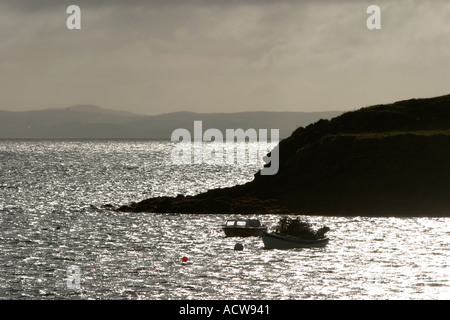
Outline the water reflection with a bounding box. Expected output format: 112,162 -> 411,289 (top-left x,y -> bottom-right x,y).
1,141 -> 449,299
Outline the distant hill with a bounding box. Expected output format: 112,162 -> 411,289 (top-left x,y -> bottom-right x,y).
116,93 -> 450,217
0,105 -> 342,139
248,93 -> 450,216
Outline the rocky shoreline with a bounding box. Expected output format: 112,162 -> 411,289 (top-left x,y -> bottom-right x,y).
115,194 -> 286,214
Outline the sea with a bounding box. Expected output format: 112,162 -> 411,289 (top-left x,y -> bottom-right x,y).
0,140 -> 449,300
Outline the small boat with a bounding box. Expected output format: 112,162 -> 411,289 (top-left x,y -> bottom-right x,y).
221,218 -> 267,237
261,231 -> 329,249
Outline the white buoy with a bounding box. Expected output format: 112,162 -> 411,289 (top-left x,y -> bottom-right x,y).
234,243 -> 244,251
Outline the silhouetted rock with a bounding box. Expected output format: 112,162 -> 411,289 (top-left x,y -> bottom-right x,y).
115,94 -> 450,216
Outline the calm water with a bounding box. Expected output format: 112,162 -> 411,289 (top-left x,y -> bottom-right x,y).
0,140 -> 449,300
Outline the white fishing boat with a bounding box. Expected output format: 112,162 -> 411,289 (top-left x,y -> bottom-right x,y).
261,231 -> 329,249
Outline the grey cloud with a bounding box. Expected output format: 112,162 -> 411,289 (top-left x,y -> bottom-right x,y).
0,0 -> 449,114
1,0 -> 376,13
2,0 -> 281,12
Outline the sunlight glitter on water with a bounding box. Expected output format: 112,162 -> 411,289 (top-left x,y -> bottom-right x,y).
1,140 -> 449,299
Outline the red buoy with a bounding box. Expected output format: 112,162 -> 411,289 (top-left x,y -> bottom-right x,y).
181,256 -> 188,263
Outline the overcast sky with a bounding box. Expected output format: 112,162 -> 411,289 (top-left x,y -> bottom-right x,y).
0,0 -> 449,115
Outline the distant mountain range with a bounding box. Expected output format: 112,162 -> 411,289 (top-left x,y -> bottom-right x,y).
0,105 -> 343,139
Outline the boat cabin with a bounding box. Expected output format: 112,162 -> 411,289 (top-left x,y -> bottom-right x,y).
221,218 -> 267,237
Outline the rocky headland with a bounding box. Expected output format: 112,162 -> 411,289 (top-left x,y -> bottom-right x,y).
116,94 -> 450,216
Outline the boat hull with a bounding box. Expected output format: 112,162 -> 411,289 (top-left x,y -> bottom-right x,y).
261,232 -> 329,249
223,227 -> 267,237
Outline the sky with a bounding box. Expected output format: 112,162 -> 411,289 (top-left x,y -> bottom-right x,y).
0,0 -> 449,115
